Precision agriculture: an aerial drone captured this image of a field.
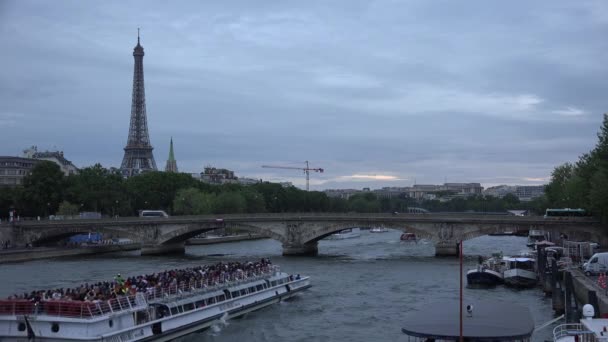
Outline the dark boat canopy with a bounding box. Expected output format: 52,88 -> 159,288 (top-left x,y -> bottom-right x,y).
401,300 -> 534,341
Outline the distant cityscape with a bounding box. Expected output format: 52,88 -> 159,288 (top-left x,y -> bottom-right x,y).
0,33 -> 545,202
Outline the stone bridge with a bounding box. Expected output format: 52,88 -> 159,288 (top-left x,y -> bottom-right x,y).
5,213 -> 604,256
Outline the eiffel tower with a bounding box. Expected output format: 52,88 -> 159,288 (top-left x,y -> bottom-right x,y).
120,30 -> 157,177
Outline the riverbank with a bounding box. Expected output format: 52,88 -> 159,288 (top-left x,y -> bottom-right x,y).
0,234 -> 269,263
0,243 -> 141,264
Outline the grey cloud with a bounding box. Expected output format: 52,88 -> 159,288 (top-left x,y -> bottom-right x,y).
1,0 -> 606,190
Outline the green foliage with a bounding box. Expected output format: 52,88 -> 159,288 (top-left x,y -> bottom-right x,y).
173,188 -> 214,215
544,113 -> 608,223
64,164 -> 127,215
21,161 -> 65,216
214,192 -> 247,214
57,201 -> 79,216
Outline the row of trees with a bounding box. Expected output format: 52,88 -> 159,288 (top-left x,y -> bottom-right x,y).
545,114 -> 608,222
0,160 -> 542,219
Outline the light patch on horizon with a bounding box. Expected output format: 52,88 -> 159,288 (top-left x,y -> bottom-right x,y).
523,177 -> 550,183
339,174 -> 404,181
552,107 -> 587,116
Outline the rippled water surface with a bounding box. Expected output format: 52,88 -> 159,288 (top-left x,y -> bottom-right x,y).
1,232 -> 556,341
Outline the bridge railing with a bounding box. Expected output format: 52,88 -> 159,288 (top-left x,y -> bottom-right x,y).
13,212 -> 599,227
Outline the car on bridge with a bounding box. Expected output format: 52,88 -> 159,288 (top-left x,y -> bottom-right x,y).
139,210 -> 169,218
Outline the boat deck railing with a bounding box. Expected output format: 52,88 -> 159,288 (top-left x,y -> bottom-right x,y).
0,266 -> 281,319
0,293 -> 147,319
146,265 -> 281,303
553,323 -> 594,341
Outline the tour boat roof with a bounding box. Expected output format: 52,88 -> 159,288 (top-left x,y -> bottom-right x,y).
401,300 -> 534,341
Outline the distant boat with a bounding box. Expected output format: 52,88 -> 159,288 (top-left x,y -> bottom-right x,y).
370,227 -> 389,233
503,257 -> 537,288
526,229 -> 546,247
327,228 -> 361,240
467,256 -> 505,287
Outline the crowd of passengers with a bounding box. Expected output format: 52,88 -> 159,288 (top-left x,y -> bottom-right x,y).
7,258 -> 274,303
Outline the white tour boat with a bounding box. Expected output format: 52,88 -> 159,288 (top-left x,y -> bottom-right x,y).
327,228 -> 361,240
503,257 -> 537,288
0,264 -> 310,341
370,227 -> 389,233
553,304 -> 608,342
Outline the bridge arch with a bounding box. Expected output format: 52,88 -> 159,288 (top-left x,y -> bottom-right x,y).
156,223 -> 287,245
27,227 -> 140,247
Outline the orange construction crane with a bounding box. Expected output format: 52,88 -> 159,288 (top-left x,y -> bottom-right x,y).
261,161 -> 324,191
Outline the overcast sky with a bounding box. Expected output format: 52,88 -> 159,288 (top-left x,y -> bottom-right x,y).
1,1 -> 606,190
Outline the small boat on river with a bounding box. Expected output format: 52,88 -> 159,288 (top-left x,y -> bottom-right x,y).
526,229 -> 547,248
467,256 -> 505,287
370,227 -> 389,233
503,257 -> 537,288
327,228 -> 361,240
401,300 -> 535,341
0,260 -> 311,341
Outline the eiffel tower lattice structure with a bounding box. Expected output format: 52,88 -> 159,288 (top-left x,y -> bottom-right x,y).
120,30 -> 157,177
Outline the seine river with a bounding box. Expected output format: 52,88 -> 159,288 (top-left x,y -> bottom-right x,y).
1,231 -> 556,341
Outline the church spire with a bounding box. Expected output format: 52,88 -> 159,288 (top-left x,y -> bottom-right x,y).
165,137 -> 178,173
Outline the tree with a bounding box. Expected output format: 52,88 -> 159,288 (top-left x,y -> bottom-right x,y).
173,188 -> 214,215
214,192 -> 247,214
64,164 -> 127,215
21,161 -> 65,217
57,201 -> 79,216
590,169 -> 608,223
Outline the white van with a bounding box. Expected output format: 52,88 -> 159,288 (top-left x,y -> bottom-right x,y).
139,210 -> 169,218
583,252 -> 608,275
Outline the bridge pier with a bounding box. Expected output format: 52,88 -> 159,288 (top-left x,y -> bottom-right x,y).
141,242 -> 185,256
434,241 -> 460,257
282,242 -> 318,256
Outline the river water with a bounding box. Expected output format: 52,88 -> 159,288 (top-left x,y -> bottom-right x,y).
1,231 -> 556,342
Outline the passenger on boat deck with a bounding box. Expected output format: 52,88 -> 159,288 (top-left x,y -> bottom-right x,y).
7,258 -> 274,303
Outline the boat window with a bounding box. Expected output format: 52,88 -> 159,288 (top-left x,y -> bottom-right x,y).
240,289 -> 247,296
232,291 -> 240,298
217,294 -> 225,302
270,281 -> 277,286
249,286 -> 256,293
183,303 -> 194,311
195,300 -> 205,308
170,307 -> 179,315
207,297 -> 216,305
256,284 -> 264,291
